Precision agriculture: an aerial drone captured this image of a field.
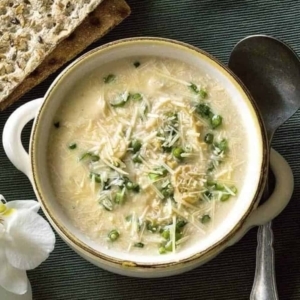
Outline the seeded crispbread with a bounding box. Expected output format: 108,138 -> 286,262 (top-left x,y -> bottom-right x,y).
0,0 -> 130,110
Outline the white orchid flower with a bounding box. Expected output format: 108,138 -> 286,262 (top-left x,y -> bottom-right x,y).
0,195 -> 55,295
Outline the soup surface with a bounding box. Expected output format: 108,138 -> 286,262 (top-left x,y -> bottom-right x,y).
48,57 -> 246,255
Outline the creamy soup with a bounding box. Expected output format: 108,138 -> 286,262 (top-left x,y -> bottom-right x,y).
47,57 -> 246,255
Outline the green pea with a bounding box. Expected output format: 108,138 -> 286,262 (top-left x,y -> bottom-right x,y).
108,229 -> 119,241
211,114 -> 222,129
221,194 -> 230,202
201,214 -> 211,224
161,229 -> 170,240
103,74 -> 116,83
172,147 -> 184,160
216,183 -> 224,190
159,246 -> 167,254
134,242 -> 144,248
204,133 -> 214,144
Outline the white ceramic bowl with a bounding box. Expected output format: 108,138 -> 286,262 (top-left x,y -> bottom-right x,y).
2,38 -> 294,277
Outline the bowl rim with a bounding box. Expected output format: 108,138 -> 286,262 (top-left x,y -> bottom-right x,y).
31,37 -> 268,269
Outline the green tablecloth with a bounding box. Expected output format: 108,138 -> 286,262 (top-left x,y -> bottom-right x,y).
1,1 -> 300,299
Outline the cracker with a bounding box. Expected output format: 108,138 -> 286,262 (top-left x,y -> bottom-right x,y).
0,0 -> 130,110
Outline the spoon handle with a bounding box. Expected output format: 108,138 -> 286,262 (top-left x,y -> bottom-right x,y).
250,222 -> 279,300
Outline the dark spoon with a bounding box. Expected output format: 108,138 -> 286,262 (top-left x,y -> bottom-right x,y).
229,35 -> 300,300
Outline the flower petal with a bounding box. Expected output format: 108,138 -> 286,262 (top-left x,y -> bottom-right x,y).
0,247 -> 28,295
5,210 -> 55,270
6,200 -> 40,213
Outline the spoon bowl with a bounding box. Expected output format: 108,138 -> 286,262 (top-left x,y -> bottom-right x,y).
229,34 -> 300,140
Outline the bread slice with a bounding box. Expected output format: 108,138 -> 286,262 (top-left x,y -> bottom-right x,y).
0,0 -> 130,110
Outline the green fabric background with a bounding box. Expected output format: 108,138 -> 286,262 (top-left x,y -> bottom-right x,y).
1,1 -> 300,299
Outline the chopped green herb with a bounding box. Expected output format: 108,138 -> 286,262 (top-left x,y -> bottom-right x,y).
110,92 -> 130,107
148,173 -> 161,181
165,112 -> 178,120
175,232 -> 183,241
217,139 -> 228,152
68,143 -> 77,150
146,221 -> 158,233
125,181 -> 140,192
132,153 -> 142,164
130,93 -> 143,101
201,214 -> 211,224
189,83 -> 208,99
199,88 -> 208,99
164,241 -> 173,251
176,219 -> 187,230
108,229 -> 119,241
159,246 -> 167,254
207,162 -> 215,173
148,167 -> 168,181
101,197 -> 113,211
115,190 -> 125,204
125,215 -> 132,222
172,147 -> 184,160
161,184 -> 174,199
134,242 -> 144,248
220,185 -> 237,201
189,82 -> 199,94
89,172 -> 101,183
211,114 -> 222,129
203,190 -> 213,199
130,139 -> 142,153
195,103 -> 212,118
103,180 -> 111,190
80,152 -> 100,162
162,146 -> 172,153
54,121 -> 60,128
204,133 -> 214,144
133,61 -> 140,68
103,74 -> 116,83
231,186 -> 238,195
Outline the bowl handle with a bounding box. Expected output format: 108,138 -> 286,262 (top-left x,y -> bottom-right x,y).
228,148 -> 293,246
2,99 -> 43,182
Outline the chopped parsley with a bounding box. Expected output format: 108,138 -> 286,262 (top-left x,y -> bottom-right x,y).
103,74 -> 116,83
